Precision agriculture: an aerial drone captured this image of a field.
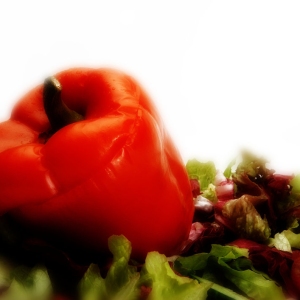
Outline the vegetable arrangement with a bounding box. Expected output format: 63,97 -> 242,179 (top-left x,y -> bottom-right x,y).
0,69 -> 299,299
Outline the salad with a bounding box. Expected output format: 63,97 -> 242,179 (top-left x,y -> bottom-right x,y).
0,151 -> 299,300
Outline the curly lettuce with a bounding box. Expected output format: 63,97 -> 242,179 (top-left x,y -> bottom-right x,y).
175,244 -> 285,300
79,235 -> 211,300
222,196 -> 271,242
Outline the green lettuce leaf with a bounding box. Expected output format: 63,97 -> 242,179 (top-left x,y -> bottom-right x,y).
195,277 -> 250,300
269,229 -> 300,251
282,229 -> 300,249
223,158 -> 237,179
186,159 -> 217,201
174,244 -> 285,300
141,251 -> 210,300
233,152 -> 273,180
1,266 -> 52,300
79,235 -> 140,300
202,183 -> 218,202
79,235 -> 211,300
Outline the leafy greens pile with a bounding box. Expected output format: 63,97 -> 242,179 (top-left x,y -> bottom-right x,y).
185,151 -> 300,299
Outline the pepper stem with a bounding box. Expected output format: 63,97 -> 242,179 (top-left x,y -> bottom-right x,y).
43,76 -> 84,133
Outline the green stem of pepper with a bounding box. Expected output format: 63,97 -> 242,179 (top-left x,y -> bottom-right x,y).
43,76 -> 84,133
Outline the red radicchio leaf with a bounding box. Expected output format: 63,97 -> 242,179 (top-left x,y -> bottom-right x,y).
140,286 -> 152,300
230,239 -> 300,298
180,222 -> 225,255
291,255 -> 300,295
232,171 -> 281,234
190,179 -> 201,198
193,196 -> 214,222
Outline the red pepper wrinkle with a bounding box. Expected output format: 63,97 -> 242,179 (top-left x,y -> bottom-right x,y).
0,144 -> 57,214
0,120 -> 38,153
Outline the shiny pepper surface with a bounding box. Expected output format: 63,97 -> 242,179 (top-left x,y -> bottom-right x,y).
0,68 -> 194,261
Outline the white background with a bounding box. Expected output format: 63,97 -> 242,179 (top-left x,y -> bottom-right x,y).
0,0 -> 300,173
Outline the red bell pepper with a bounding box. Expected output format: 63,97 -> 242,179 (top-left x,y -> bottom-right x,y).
0,68 -> 194,261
